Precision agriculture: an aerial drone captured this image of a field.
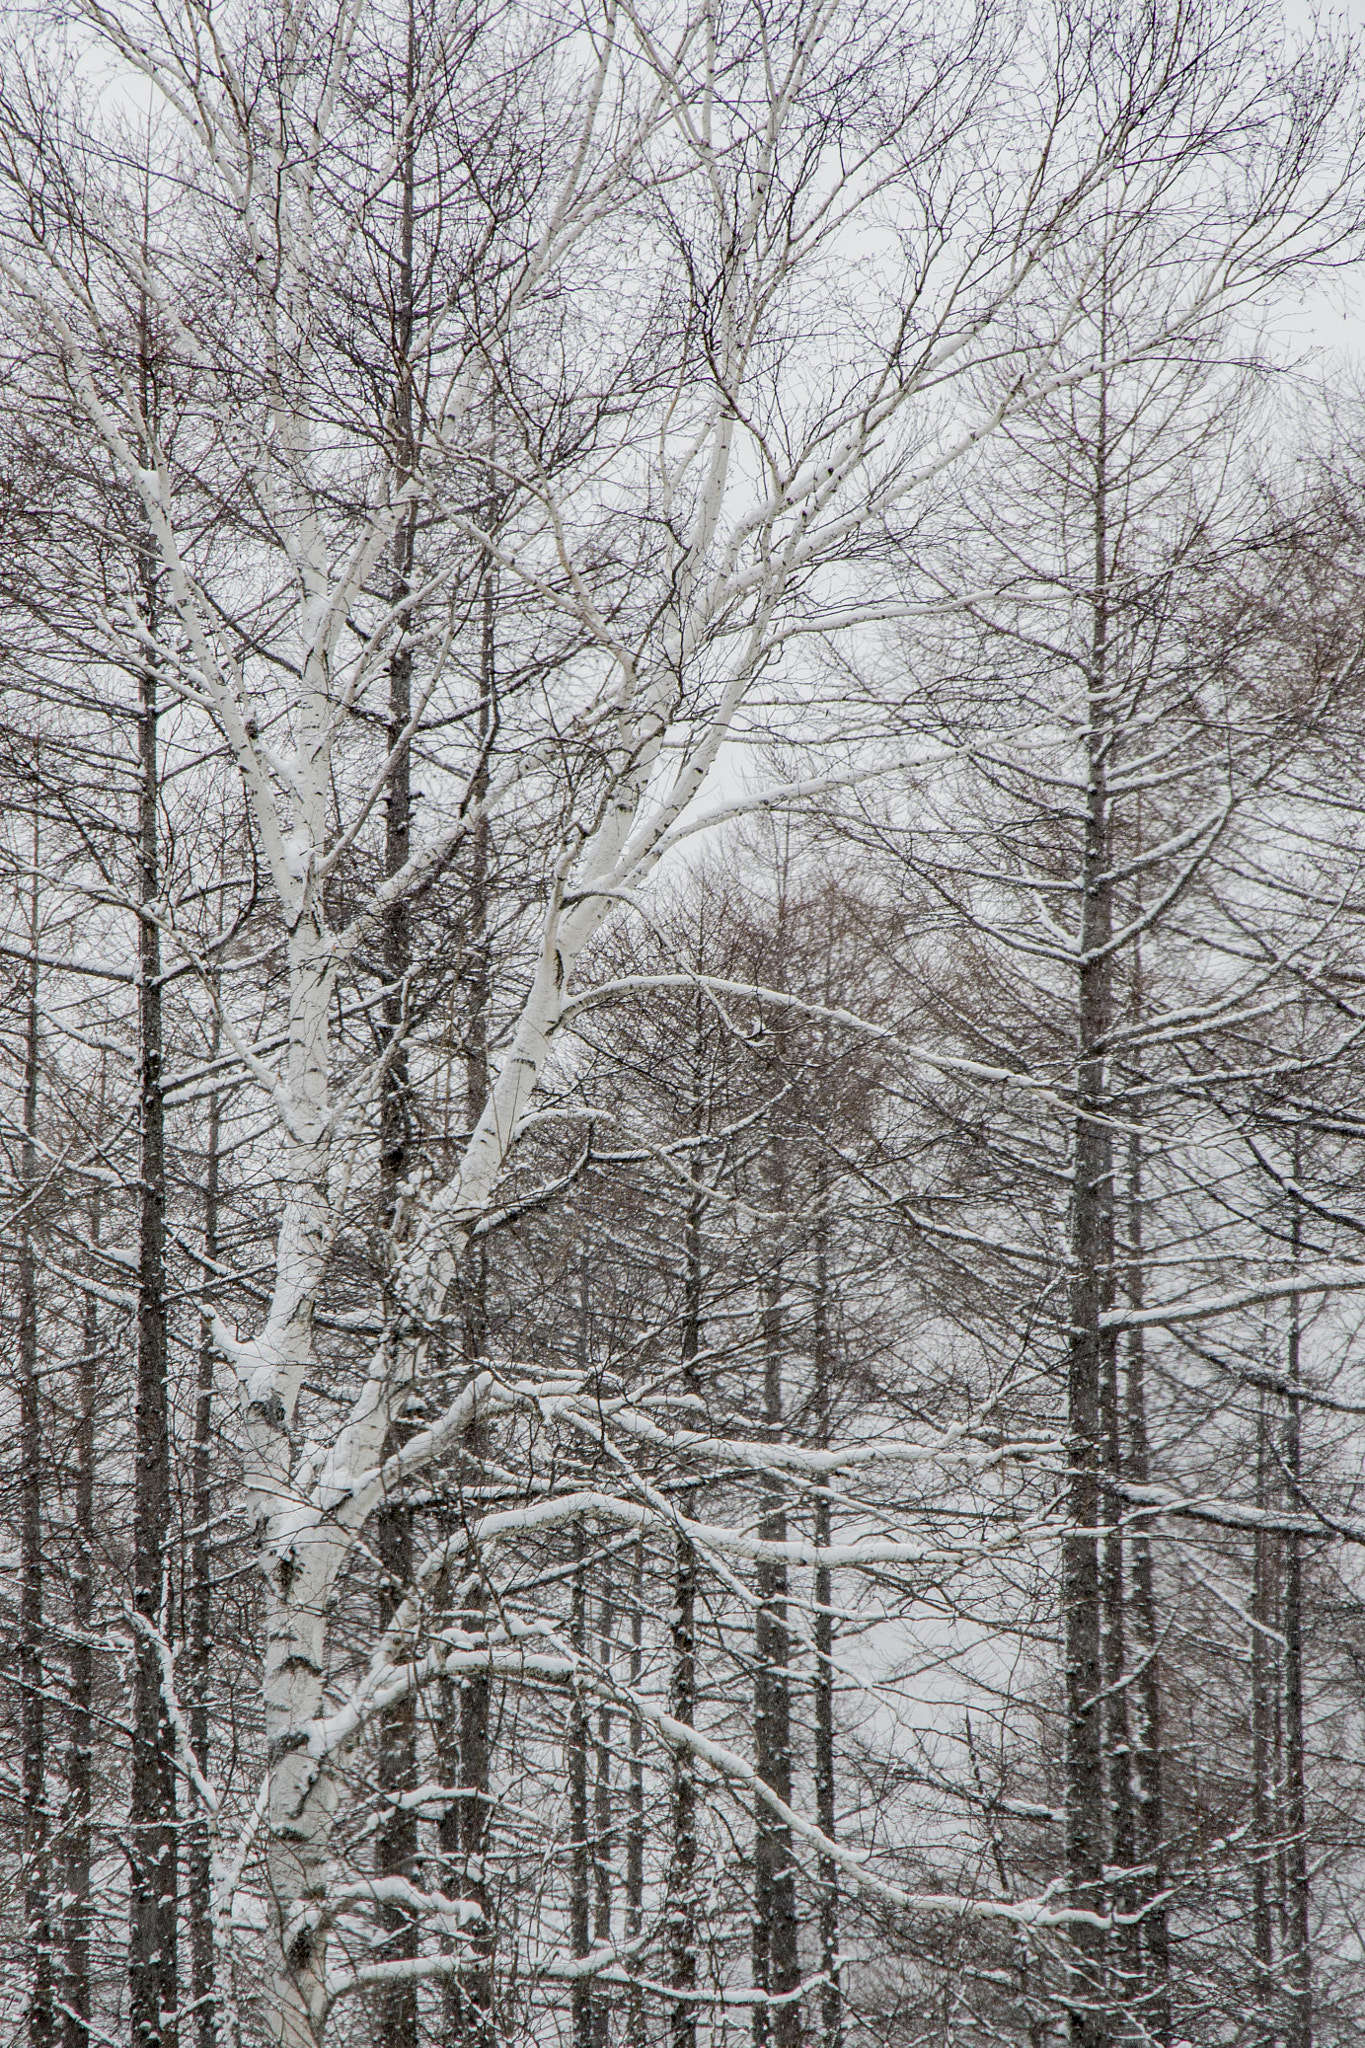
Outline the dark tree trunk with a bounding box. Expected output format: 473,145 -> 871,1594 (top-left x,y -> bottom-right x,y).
1063,360 -> 1115,2048
592,1566 -> 615,2048
443,598 -> 495,2048
625,1539 -> 646,2048
1122,1132 -> 1172,2048
1252,1398 -> 1278,2044
129,480 -> 178,2048
1282,1188 -> 1312,2048
188,1029 -> 220,2048
63,1224 -> 98,2048
668,1183 -> 705,2048
570,1521 -> 594,2048
752,1192 -> 799,2048
811,1170 -> 841,2048
19,916 -> 55,2048
1100,1324 -> 1138,2020
374,26 -> 421,2033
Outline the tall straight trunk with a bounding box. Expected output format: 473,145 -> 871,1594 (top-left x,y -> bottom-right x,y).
625,1539 -> 646,2048
63,1191 -> 99,2048
570,1520 -> 593,2048
752,1180 -> 799,2048
1063,350 -> 1115,2048
667,1181 -> 705,2048
188,1024 -> 221,2048
129,445 -> 178,2048
811,1165 -> 841,2048
442,442 -> 498,2048
1122,1131 -> 1172,2048
592,1567 -> 616,2048
375,26 -> 421,2038
1251,1397 -> 1278,2042
19,893 -> 55,2048
1282,1183 -> 1312,2048
1100,1326 -> 1138,2020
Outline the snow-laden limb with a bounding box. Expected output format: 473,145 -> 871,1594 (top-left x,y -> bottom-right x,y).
617,1671 -> 1119,1934
1100,1265 -> 1365,1332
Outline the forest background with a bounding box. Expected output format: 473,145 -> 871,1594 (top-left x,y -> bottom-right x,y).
5,4 -> 1365,2048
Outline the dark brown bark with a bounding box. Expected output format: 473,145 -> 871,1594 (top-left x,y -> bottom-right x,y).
668,1182 -> 705,2048
811,1169 -> 841,2048
625,1539 -> 646,2048
592,1567 -> 615,2048
442,586 -> 495,2048
1282,1190 -> 1312,2048
62,1229 -> 97,2048
1122,1133 -> 1172,2048
129,453 -> 178,2048
1100,1324 -> 1138,2015
19,911 -> 55,2048
1252,1398 -> 1278,2044
570,1520 -> 593,2048
1063,357 -> 1115,2048
188,1026 -> 220,2048
752,1172 -> 799,2048
374,24 -> 421,2033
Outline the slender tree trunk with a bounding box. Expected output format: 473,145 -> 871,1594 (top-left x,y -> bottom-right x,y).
129,461 -> 178,2048
19,886 -> 55,2048
188,1025 -> 221,2048
1252,1398 -> 1278,2045
668,1182 -> 705,2048
1100,1325 -> 1138,2031
443,440 -> 498,2048
1282,1184 -> 1312,2048
375,27 -> 421,2035
752,1178 -> 799,2048
571,1520 -> 594,2048
625,1539 -> 646,2048
811,1166 -> 841,2048
63,1191 -> 98,2048
1122,1130 -> 1172,2048
1063,355 -> 1115,2048
592,1566 -> 616,2048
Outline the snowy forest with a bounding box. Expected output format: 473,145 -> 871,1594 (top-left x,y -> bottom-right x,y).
8,1 -> 1365,2045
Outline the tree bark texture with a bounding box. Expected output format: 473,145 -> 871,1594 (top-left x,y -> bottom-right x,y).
189,1037 -> 221,2048
1063,370 -> 1115,2048
19,905 -> 55,2048
752,1168 -> 799,2048
129,535 -> 178,2048
812,1168 -> 842,2048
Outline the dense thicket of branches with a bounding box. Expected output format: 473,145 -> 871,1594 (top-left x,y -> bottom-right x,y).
3,2 -> 1365,2046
